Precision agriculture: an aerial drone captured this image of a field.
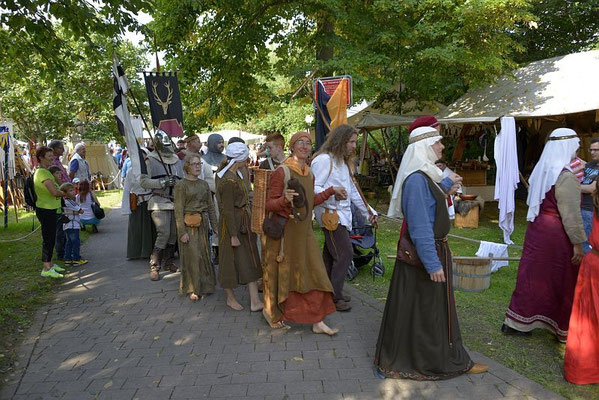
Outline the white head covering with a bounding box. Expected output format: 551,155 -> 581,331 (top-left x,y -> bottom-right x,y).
526,128 -> 580,222
216,142 -> 249,179
387,126 -> 444,218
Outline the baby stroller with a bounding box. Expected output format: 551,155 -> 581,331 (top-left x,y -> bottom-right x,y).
346,204 -> 385,281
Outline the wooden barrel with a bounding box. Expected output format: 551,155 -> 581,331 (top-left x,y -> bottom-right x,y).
452,258 -> 491,292
251,168 -> 272,234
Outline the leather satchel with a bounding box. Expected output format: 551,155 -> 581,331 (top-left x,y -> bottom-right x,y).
184,213 -> 202,228
262,212 -> 288,240
396,221 -> 424,268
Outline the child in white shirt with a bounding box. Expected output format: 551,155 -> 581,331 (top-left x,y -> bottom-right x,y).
59,183 -> 88,266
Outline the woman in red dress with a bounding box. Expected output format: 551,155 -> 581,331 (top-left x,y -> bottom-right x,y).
564,191 -> 599,384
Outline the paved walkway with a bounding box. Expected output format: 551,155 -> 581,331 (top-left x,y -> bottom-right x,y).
1,208 -> 564,400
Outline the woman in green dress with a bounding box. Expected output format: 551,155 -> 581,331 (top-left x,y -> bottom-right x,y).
216,142 -> 263,311
174,154 -> 218,301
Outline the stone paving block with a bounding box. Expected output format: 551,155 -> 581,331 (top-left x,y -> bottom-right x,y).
338,367 -> 376,380
121,376 -> 162,388
324,379 -> 363,394
285,380 -> 325,394
304,368 -> 341,381
86,378 -> 127,395
255,342 -> 286,352
136,354 -> 174,367
237,351 -> 270,362
170,385 -> 211,399
60,391 -> 98,400
216,360 -> 252,373
302,349 -> 336,360
181,361 -> 219,375
285,358 -> 320,370
319,357 -> 356,369
131,386 -> 174,400
316,341 -> 351,351
147,364 -> 184,377
97,388 -> 138,400
79,368 -> 117,381
247,382 -> 285,396
203,352 -> 238,362
267,369 -> 303,383
158,374 -> 196,387
286,341 -> 318,351
231,371 -> 268,383
453,383 -> 508,399
507,378 -> 564,400
269,350 -> 303,361
250,360 -> 286,372
208,383 -> 248,397
194,373 -> 233,385
112,366 -> 151,379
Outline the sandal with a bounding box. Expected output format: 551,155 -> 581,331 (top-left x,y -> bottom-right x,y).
263,309 -> 290,330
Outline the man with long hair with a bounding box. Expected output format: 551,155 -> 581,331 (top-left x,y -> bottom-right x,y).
312,124 -> 377,312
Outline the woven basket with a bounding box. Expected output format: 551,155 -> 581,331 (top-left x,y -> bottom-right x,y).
251,168 -> 272,234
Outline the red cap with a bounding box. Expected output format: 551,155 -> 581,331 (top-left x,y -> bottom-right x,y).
408,116 -> 440,133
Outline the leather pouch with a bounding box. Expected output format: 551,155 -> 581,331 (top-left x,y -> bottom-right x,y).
262,212 -> 288,240
129,193 -> 138,212
397,221 -> 424,268
321,208 -> 339,231
184,213 -> 202,228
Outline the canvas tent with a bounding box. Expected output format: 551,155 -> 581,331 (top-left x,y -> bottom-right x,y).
437,50 -> 599,122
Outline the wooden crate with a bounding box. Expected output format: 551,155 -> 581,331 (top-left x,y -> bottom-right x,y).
453,258 -> 491,292
454,168 -> 487,185
454,205 -> 479,228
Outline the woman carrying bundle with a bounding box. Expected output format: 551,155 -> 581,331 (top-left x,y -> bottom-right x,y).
262,131 -> 346,335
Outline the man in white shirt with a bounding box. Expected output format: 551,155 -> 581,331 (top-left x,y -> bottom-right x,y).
312,124 -> 378,312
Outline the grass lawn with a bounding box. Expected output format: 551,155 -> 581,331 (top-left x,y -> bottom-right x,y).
315,200 -> 597,399
0,189 -> 123,387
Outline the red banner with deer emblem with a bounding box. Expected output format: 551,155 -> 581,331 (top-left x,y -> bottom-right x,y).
143,72 -> 184,137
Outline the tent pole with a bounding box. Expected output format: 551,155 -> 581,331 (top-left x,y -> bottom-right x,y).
359,129 -> 368,171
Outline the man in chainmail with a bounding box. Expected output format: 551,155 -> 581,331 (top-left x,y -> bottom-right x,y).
201,134 -> 226,259
140,130 -> 184,281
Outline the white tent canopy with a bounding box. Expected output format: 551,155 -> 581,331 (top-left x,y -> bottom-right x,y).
198,130 -> 265,145
438,50 -> 599,121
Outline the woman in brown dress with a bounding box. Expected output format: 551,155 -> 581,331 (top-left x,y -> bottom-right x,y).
216,142 -> 263,311
174,154 -> 218,301
263,131 -> 346,335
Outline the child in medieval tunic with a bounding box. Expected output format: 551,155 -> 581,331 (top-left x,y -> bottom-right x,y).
216,142 -> 263,311
174,154 -> 218,301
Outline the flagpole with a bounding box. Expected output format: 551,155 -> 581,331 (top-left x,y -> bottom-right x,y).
124,91 -> 171,177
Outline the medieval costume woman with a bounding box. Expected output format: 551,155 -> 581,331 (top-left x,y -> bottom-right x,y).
216,142 -> 263,311
263,132 -> 345,334
375,126 -> 486,380
503,128 -> 585,342
174,154 -> 218,300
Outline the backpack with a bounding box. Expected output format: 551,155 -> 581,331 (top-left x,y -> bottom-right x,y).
24,171 -> 37,209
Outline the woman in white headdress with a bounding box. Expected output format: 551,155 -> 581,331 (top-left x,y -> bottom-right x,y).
503,128 -> 586,342
215,142 -> 263,311
376,126 -> 488,380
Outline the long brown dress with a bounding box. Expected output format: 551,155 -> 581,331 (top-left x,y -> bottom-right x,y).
216,170 -> 262,288
375,172 -> 472,380
263,161 -> 336,324
174,178 -> 218,295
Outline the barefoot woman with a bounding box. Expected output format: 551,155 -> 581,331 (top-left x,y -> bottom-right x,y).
216,142 -> 263,311
174,154 -> 218,301
262,131 -> 346,335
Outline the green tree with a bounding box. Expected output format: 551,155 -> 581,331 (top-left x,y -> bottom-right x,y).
0,32 -> 148,144
513,0 -> 599,63
0,0 -> 150,75
150,0 -> 535,128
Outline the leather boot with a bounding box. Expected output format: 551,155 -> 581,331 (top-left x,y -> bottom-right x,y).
149,248 -> 162,281
163,244 -> 178,273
